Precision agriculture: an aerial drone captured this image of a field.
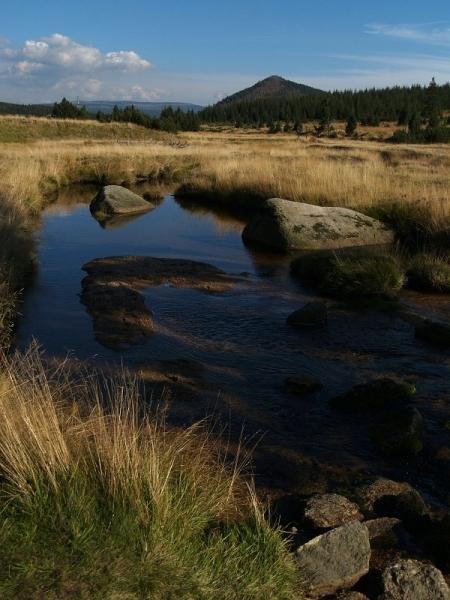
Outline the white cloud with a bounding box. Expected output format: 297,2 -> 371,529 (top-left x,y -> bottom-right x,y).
3,33 -> 152,73
0,33 -> 153,101
366,22 -> 450,47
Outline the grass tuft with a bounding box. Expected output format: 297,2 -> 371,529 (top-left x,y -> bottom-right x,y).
0,348 -> 297,599
292,248 -> 405,298
407,253 -> 450,293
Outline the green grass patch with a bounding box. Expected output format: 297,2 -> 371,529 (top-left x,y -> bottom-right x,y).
291,248 -> 405,298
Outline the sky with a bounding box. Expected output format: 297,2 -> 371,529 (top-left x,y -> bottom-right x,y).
1,0 -> 450,105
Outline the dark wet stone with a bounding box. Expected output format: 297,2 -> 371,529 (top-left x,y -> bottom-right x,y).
379,559 -> 450,600
304,493 -> 363,529
415,318 -> 450,348
365,517 -> 401,548
357,479 -> 421,515
287,301 -> 328,328
283,375 -> 323,396
370,408 -> 424,458
330,378 -> 416,411
296,522 -> 371,598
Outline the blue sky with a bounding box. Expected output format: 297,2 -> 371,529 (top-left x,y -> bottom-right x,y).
1,0 -> 450,104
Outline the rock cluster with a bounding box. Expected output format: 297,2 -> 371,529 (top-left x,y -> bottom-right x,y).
277,481 -> 450,598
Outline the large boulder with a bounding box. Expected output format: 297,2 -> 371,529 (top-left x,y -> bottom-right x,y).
304,494 -> 363,530
242,199 -> 394,251
295,521 -> 370,598
90,185 -> 154,217
379,559 -> 450,600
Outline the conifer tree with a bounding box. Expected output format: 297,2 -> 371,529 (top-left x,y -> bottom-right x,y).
345,114 -> 358,137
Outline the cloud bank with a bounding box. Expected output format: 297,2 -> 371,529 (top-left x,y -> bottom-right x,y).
0,33 -> 157,102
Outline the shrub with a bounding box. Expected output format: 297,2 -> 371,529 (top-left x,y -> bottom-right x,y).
0,349 -> 297,599
292,248 -> 405,298
408,253 -> 450,293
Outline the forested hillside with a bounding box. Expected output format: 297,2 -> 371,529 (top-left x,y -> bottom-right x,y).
200,81 -> 450,127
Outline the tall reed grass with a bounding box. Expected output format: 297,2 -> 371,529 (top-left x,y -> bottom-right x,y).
0,347 -> 297,599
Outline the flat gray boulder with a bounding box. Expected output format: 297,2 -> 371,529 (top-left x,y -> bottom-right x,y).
379,559 -> 450,599
296,521 -> 370,598
90,185 -> 154,217
243,199 -> 394,251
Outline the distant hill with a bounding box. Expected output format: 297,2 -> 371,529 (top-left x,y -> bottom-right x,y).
217,75 -> 323,106
80,100 -> 203,117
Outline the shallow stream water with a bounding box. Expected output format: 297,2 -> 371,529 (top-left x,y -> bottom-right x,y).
17,189 -> 450,500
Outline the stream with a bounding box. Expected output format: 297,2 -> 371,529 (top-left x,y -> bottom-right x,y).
17,188 -> 450,500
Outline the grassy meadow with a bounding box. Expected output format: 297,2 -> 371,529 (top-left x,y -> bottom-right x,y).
0,115 -> 449,596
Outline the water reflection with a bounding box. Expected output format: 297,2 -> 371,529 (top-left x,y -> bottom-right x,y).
16,190 -> 450,499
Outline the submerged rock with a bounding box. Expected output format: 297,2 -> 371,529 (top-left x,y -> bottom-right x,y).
379,559 -> 450,600
304,494 -> 363,530
284,376 -> 323,396
330,378 -> 416,411
242,198 -> 394,251
295,521 -> 370,598
370,408 -> 424,458
81,256 -> 235,349
90,185 -> 154,217
287,302 -> 328,328
80,279 -> 153,350
415,318 -> 450,349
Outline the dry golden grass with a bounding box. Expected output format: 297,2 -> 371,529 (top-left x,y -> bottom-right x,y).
0,114 -> 170,143
0,120 -> 449,345
1,125 -> 449,231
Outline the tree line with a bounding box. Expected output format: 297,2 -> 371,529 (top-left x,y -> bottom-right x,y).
199,80 -> 450,142
50,99 -> 201,132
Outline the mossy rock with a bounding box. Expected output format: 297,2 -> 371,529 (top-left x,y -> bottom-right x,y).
330,378 -> 416,411
370,408 -> 424,458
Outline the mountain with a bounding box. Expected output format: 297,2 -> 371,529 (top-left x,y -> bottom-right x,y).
217,75 -> 323,106
80,100 -> 203,117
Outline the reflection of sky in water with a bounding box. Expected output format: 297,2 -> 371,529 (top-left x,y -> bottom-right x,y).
16,194 -> 450,494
